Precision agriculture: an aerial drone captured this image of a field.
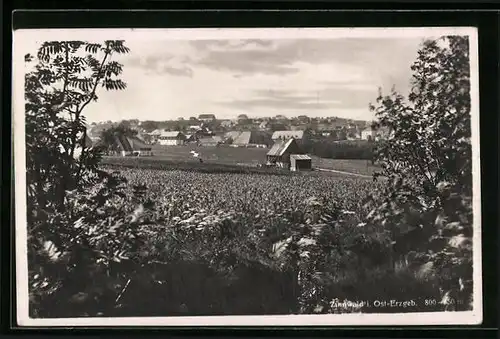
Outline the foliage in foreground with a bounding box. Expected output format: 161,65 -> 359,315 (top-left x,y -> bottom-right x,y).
366,35 -> 474,310
32,166 -> 444,316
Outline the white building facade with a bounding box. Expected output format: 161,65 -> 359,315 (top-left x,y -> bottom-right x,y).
158,131 -> 186,145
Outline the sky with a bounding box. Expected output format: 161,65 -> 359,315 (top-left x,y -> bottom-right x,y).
16,28 -> 470,123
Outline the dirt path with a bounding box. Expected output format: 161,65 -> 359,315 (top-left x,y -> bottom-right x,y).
314,167 -> 374,179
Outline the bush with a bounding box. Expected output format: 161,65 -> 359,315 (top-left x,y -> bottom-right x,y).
365,35 -> 473,310
303,139 -> 375,160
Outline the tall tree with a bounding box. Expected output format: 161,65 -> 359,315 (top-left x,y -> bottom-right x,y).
371,36 -> 471,192
26,40 -> 144,317
367,36 -> 473,309
25,40 -> 130,208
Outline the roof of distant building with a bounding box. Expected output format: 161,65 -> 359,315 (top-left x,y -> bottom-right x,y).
267,138 -> 296,157
198,136 -> 223,144
198,114 -> 216,119
290,154 -> 311,160
100,135 -> 152,152
232,131 -> 272,145
271,130 -> 305,140
225,131 -> 242,140
149,129 -> 163,136
160,131 -> 185,138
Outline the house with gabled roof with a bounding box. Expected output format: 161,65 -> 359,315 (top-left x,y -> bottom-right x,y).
198,114 -> 216,122
198,136 -> 223,147
266,138 -> 304,169
158,131 -> 186,145
361,125 -> 392,141
147,128 -> 163,144
94,135 -> 153,156
231,131 -> 272,148
271,130 -> 306,143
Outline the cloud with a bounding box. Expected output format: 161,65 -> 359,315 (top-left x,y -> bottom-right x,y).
161,65 -> 193,77
217,88 -> 342,110
217,99 -> 335,110
83,36 -> 426,122
190,38 -> 423,81
123,37 -> 421,83
190,39 -> 274,51
190,39 -> 300,75
196,49 -> 300,75
124,47 -> 195,77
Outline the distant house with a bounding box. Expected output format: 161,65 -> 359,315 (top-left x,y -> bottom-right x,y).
158,131 -> 186,146
148,129 -> 163,144
361,128 -> 372,140
194,126 -> 214,138
96,135 -> 153,156
266,138 -> 304,169
231,131 -> 272,148
271,130 -> 305,143
125,136 -> 153,156
361,126 -> 391,141
225,131 -> 242,143
198,136 -> 223,147
198,114 -> 216,122
290,154 -> 312,172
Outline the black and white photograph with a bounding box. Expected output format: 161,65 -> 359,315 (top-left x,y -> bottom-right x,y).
13,27 -> 482,326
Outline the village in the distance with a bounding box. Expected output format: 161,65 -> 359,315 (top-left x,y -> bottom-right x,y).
87,113 -> 390,171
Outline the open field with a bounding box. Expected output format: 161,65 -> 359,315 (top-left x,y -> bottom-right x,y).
310,157 -> 381,176
82,166 -> 441,316
150,144 -> 268,166
113,144 -> 381,176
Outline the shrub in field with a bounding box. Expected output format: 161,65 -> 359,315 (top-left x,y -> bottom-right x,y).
366,35 -> 473,310
303,139 -> 374,160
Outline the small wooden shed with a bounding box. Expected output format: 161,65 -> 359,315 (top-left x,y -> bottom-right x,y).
266,138 -> 303,169
290,154 -> 312,171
